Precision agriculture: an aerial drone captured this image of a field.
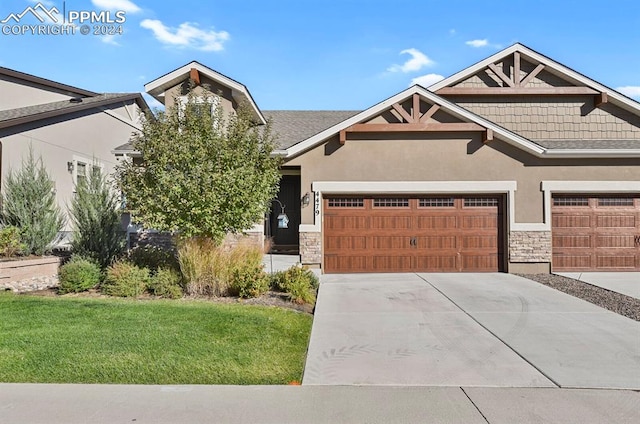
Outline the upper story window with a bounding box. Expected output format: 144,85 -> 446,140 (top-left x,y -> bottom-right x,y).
71,157 -> 102,189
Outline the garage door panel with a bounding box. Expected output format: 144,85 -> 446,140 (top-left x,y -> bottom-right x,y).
596,215 -> 636,228
553,235 -> 591,248
370,216 -> 412,229
325,216 -> 368,230
324,196 -> 502,273
553,215 -> 591,228
371,255 -> 413,272
416,216 -> 457,229
416,236 -> 456,249
596,235 -> 635,248
415,255 -> 457,272
552,195 -> 640,272
325,236 -> 366,250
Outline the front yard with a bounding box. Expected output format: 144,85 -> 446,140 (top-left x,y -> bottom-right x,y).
0,293 -> 312,385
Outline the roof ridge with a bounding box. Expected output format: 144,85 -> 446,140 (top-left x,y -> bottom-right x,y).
0,66 -> 98,97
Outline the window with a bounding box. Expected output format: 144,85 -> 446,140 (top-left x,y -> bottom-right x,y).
71,158 -> 103,189
464,198 -> 499,207
327,198 -> 364,208
76,161 -> 87,185
373,198 -> 409,207
420,198 -> 455,207
597,198 -> 634,207
553,197 -> 589,207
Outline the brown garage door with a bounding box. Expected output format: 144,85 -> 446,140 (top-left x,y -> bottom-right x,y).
323,196 -> 503,273
552,196 -> 640,271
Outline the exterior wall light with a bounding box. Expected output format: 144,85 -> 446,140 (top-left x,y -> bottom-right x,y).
301,192 -> 311,207
67,161 -> 74,173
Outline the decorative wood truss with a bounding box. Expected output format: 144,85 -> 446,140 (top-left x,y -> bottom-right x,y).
435,51 -> 608,106
339,94 -> 493,145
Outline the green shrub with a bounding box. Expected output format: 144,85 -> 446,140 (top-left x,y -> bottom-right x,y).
69,166 -> 125,269
0,226 -> 25,257
271,266 -> 318,305
178,238 -> 265,297
129,245 -> 179,273
147,268 -> 183,299
1,148 -> 64,255
102,261 -> 149,297
230,264 -> 268,298
58,256 -> 101,294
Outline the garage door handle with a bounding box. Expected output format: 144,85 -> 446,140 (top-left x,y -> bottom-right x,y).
635,235 -> 640,246
410,237 -> 417,247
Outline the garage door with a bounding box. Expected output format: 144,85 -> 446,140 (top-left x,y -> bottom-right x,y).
323,196 -> 503,273
552,195 -> 640,271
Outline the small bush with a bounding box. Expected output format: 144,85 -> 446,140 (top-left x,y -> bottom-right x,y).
0,226 -> 25,257
102,261 -> 149,297
58,256 -> 101,294
271,266 -> 318,304
147,268 -> 183,299
230,264 -> 268,298
178,238 -> 265,297
129,245 -> 179,273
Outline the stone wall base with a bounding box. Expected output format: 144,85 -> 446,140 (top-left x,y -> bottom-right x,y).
509,231 -> 552,263
300,232 -> 321,265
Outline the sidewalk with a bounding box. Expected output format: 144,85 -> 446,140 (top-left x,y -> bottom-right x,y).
1,384 -> 638,424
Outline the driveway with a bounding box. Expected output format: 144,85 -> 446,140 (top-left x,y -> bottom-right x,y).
303,273 -> 640,389
556,272 -> 640,300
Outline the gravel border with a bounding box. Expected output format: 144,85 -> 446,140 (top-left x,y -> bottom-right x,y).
519,274 -> 640,321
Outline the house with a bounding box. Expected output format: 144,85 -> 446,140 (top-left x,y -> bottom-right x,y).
122,43 -> 640,273
0,66 -> 148,238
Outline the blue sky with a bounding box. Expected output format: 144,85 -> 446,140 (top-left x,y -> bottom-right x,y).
1,0 -> 640,110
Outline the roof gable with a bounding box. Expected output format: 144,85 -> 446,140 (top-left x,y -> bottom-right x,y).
283,85 -> 547,159
429,43 -> 640,115
145,61 -> 265,124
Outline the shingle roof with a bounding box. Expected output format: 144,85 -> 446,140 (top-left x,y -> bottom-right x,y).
533,139 -> 640,150
264,110 -> 360,149
0,93 -> 146,129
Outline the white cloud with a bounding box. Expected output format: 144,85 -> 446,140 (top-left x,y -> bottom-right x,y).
410,73 -> 445,88
140,19 -> 229,51
449,29 -> 456,35
388,48 -> 434,73
617,86 -> 640,98
100,34 -> 120,46
466,39 -> 488,48
91,0 -> 141,13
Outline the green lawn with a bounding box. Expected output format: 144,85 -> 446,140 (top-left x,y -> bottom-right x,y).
0,293 -> 312,384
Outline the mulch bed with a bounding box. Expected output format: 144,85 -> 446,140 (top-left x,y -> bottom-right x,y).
20,288 -> 314,315
519,274 -> 640,322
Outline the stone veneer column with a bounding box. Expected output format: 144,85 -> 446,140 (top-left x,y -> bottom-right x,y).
300,232 -> 321,265
509,231 -> 552,262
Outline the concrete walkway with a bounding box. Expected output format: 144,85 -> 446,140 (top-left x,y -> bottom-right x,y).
1,384 -> 638,424
304,273 -> 640,389
556,272 -> 640,300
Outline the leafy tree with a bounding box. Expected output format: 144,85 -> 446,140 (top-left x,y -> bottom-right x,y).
116,92 -> 281,244
69,165 -> 126,269
1,148 -> 64,255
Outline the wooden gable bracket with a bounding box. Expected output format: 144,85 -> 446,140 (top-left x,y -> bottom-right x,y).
483,129 -> 494,144
339,122 -> 487,144
595,92 -> 608,107
189,67 -> 201,85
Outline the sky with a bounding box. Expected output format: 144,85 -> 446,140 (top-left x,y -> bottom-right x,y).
1,0 -> 640,111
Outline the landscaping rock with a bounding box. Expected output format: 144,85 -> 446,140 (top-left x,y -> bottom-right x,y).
1,274 -> 59,293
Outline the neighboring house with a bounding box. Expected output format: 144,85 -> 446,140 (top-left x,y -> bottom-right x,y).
0,66 -> 148,239
121,43 -> 640,274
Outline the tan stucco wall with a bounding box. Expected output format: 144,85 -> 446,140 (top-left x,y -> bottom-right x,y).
162,76 -> 236,119
447,96 -> 640,141
0,76 -> 74,110
286,134 -> 640,225
0,101 -> 140,230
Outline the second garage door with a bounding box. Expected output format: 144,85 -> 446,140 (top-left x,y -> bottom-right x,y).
324,196 -> 503,273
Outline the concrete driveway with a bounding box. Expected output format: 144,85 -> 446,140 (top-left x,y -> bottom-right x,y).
303,273 -> 640,389
556,272 -> 640,300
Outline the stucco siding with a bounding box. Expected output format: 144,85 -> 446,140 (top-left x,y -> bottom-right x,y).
286,134 -> 640,226
0,76 -> 73,111
0,108 -> 139,230
163,76 -> 236,118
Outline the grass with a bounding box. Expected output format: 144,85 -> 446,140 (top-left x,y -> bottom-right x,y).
0,293 -> 312,384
